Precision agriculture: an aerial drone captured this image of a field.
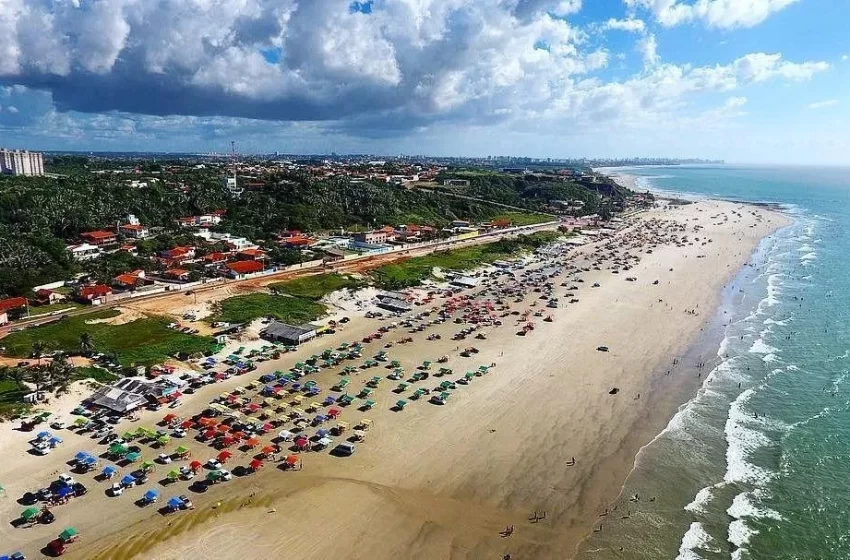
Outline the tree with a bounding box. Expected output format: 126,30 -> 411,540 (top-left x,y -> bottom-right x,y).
30,341 -> 47,365
79,332 -> 94,356
48,355 -> 74,395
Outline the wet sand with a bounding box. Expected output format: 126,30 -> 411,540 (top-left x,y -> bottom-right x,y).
0,200 -> 790,560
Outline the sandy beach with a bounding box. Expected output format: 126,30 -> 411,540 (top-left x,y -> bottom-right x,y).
0,198 -> 790,560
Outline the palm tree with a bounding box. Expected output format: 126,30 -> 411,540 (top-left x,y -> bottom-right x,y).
30,341 -> 47,366
79,333 -> 94,356
49,355 -> 75,395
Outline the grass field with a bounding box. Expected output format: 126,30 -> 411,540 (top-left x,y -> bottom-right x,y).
0,378 -> 28,417
27,302 -> 83,315
269,273 -> 364,300
73,366 -> 120,384
209,293 -> 326,325
371,231 -> 561,289
1,310 -> 217,367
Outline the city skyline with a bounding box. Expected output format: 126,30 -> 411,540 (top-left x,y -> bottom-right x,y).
1,0 -> 848,164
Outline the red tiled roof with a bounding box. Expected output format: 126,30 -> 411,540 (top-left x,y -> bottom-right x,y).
78,285 -> 112,299
120,224 -> 145,231
238,248 -> 265,258
114,273 -> 140,286
226,261 -> 264,274
204,252 -> 229,262
0,296 -> 28,313
286,237 -> 314,246
81,230 -> 116,240
166,269 -> 190,277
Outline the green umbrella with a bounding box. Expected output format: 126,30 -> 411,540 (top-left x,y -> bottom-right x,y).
109,443 -> 129,456
167,469 -> 180,480
125,451 -> 141,462
59,527 -> 79,541
21,507 -> 40,521
174,445 -> 189,455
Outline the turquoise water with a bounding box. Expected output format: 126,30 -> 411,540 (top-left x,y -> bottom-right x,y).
577,165 -> 850,560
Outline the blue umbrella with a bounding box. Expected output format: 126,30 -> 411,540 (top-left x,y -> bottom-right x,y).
317,428 -> 329,438
37,431 -> 51,440
167,497 -> 183,509
82,456 -> 96,466
121,474 -> 136,486
143,489 -> 159,501
49,436 -> 64,445
75,451 -> 92,463
56,486 -> 73,498
103,465 -> 117,476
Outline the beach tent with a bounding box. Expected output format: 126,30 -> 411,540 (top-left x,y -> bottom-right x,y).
142,489 -> 160,503
59,527 -> 79,542
21,507 -> 40,522
167,497 -> 183,511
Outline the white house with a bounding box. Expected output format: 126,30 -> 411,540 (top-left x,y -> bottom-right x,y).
67,243 -> 102,261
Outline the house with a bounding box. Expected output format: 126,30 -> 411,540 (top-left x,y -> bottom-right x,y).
450,276 -> 479,289
66,243 -> 102,261
375,296 -> 412,314
224,260 -> 264,278
0,296 -> 29,324
119,223 -> 151,239
259,321 -> 318,345
113,270 -> 148,291
176,213 -> 224,228
164,268 -> 191,282
117,244 -> 138,256
237,248 -> 266,261
80,230 -> 118,246
76,284 -> 112,305
34,289 -> 66,305
204,252 -> 230,266
160,246 -> 196,266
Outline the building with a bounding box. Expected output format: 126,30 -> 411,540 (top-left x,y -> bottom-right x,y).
66,243 -> 102,261
259,321 -> 318,345
34,289 -> 66,305
375,296 -> 412,314
76,284 -> 112,305
164,268 -> 191,282
160,246 -> 196,265
89,377 -> 158,414
224,260 -> 264,278
450,276 -> 479,289
113,270 -> 148,291
0,149 -> 44,176
353,231 -> 391,245
119,223 -> 150,239
443,179 -> 470,187
223,175 -> 242,197
80,230 -> 118,246
0,296 -> 29,324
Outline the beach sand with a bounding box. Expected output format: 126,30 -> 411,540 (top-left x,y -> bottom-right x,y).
0,199 -> 790,560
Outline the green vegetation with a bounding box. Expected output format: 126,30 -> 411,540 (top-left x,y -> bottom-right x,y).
209,293 -> 326,325
1,310 -> 216,366
491,212 -> 554,226
72,366 -> 119,384
372,231 -> 562,289
0,377 -> 28,417
28,302 -> 82,315
269,273 -> 364,300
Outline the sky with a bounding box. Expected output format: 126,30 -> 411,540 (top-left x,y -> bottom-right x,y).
1,0 -> 849,164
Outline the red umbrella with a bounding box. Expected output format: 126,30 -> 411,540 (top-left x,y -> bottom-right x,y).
249,459 -> 263,470
261,423 -> 274,432
203,429 -> 217,440
189,460 -> 202,472
327,408 -> 341,418
181,419 -> 195,429
245,437 -> 260,447
163,413 -> 177,423
217,424 -> 230,433
217,450 -> 233,462
285,455 -> 299,465
260,445 -> 276,455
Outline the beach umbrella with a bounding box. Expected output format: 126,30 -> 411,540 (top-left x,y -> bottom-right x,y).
189,460 -> 202,472
249,459 -> 263,470
206,470 -> 222,482
121,474 -> 137,486
217,450 -> 232,462
74,451 -> 92,463
56,486 -> 73,499
163,413 -> 177,424
59,527 -> 78,542
37,431 -> 51,440
141,460 -> 155,472
143,489 -> 160,502
245,437 -> 260,448
174,445 -> 189,456
21,507 -> 40,521
316,428 -> 330,438
167,469 -> 180,481
180,419 -> 195,429
285,455 -> 299,465
102,465 -> 118,478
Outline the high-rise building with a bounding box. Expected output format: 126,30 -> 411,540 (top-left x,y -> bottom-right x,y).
0,149 -> 44,176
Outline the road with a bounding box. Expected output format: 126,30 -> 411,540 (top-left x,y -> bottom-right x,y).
0,221 -> 559,337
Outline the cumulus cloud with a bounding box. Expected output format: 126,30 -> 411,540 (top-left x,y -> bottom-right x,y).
603,18 -> 647,32
0,0 -> 831,142
625,0 -> 799,29
637,34 -> 660,66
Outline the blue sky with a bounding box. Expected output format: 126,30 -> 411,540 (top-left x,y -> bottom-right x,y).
1,0 -> 848,164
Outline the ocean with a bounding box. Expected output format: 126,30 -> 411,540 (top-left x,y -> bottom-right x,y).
576,165 -> 850,560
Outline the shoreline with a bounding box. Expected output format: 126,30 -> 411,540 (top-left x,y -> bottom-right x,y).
0,198 -> 791,560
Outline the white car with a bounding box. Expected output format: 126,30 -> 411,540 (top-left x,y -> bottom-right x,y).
110,483 -> 124,496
